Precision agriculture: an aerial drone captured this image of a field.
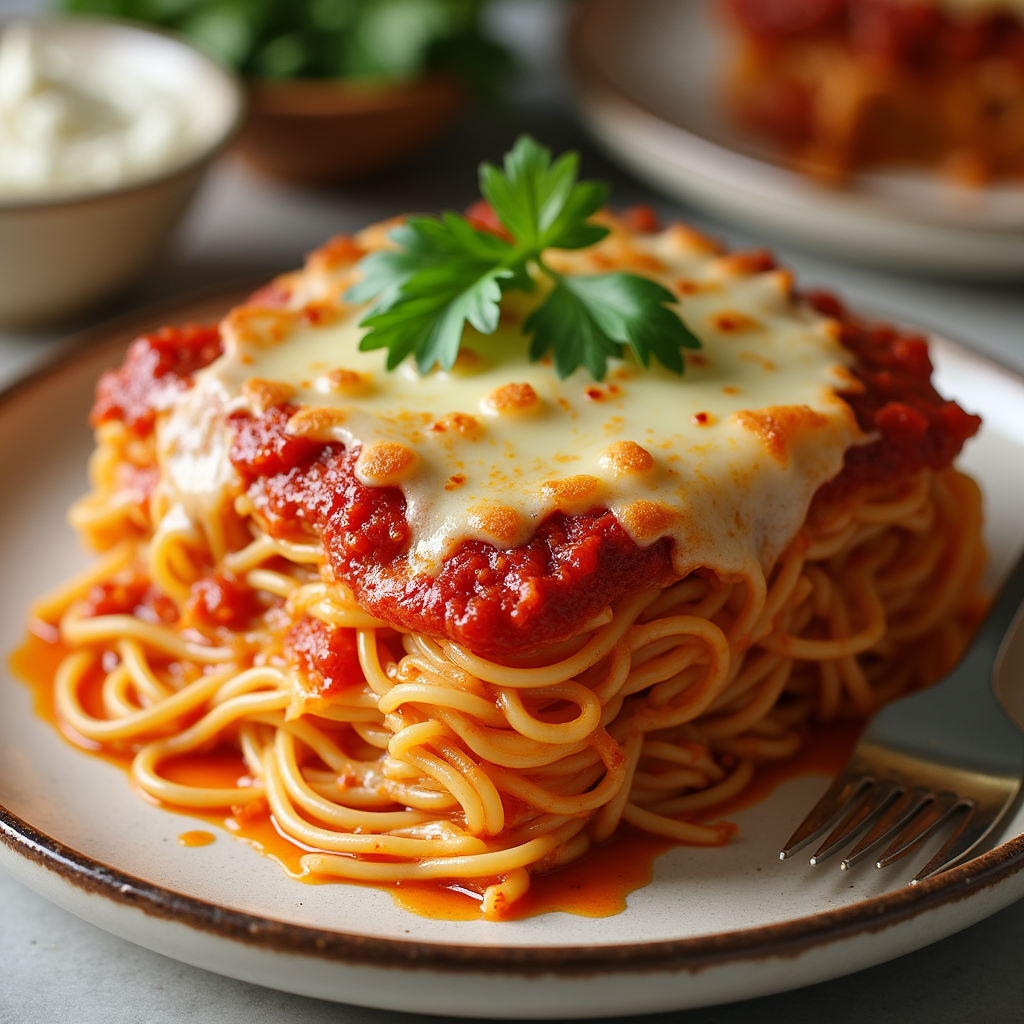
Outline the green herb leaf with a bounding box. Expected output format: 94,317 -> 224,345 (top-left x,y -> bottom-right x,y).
358,266 -> 509,372
525,272 -> 701,379
479,136 -> 609,252
346,134 -> 701,379
352,214 -> 514,372
523,278 -> 623,381
61,0 -> 508,93
346,215 -> 512,310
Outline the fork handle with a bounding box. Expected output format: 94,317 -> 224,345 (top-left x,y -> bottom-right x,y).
864,543 -> 1024,776
972,543 -> 1024,660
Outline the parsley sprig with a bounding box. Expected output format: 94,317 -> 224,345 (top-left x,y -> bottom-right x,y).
346,136 -> 700,380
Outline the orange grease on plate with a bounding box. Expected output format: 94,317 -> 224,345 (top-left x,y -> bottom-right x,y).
10,629 -> 859,921
178,830 -> 215,847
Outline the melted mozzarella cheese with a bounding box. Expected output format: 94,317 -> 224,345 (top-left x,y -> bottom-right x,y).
158,223 -> 865,583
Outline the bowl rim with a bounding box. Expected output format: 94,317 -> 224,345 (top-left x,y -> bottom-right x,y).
0,15 -> 246,213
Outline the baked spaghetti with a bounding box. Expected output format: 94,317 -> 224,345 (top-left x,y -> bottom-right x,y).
23,201 -> 983,919
723,0 -> 1024,184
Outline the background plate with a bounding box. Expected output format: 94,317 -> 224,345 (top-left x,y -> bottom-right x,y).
569,0 -> 1024,278
1,293 -> 1023,1018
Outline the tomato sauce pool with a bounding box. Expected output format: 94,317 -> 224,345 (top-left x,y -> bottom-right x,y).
11,629 -> 859,922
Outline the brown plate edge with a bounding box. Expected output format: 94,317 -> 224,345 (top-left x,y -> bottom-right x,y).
0,285 -> 1023,978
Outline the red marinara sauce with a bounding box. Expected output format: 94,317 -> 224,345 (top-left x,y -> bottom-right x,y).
92,323 -> 223,436
81,575 -> 178,625
285,618 -> 363,697
88,273 -> 981,657
725,0 -> 1024,66
804,290 -> 980,507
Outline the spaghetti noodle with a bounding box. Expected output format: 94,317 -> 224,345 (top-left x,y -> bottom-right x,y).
723,0 -> 1024,184
21,210 -> 985,919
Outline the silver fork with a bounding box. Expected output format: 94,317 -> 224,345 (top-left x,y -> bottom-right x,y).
780,548 -> 1024,883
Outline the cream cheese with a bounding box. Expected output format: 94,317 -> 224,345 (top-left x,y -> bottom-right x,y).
158,224 -> 865,584
0,22 -> 193,197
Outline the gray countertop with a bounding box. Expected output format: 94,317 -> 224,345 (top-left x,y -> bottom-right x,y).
2,2 -> 1023,1020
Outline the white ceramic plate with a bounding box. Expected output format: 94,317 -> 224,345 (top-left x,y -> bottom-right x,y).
569,0 -> 1024,279
1,294 -> 1023,1019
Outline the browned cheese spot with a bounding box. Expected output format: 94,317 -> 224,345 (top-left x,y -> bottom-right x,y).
822,318 -> 844,343
427,412 -> 482,440
354,216 -> 406,254
732,405 -> 829,466
600,440 -> 655,476
691,412 -> 716,427
664,223 -> 724,255
226,307 -> 294,347
770,268 -> 794,297
468,503 -> 522,544
286,406 -> 348,438
308,234 -> 365,273
619,500 -> 682,542
484,382 -> 540,415
445,474 -> 467,491
242,378 -> 296,415
319,367 -> 372,396
712,251 -> 774,276
302,301 -> 344,327
355,442 -> 419,485
674,278 -> 721,296
604,239 -> 665,272
538,474 -> 603,513
831,365 -> 865,393
709,311 -> 761,334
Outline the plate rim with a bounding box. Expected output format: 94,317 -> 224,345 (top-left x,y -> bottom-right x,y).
2,286 -> 1023,978
566,0 -> 1024,235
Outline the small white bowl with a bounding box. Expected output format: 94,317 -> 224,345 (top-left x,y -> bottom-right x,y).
0,18 -> 244,327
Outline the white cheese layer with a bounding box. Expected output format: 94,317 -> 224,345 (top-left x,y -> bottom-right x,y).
158,224 -> 864,583
0,23 -> 193,197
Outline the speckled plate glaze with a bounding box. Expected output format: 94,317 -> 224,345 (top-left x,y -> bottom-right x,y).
569,0 -> 1024,278
1,292 -> 1023,1019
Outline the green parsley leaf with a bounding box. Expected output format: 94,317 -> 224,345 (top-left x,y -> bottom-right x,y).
354,215 -> 513,372
479,136 -> 609,252
358,265 -> 509,372
526,272 -> 701,379
346,214 -> 512,310
523,278 -> 622,381
346,134 -> 702,379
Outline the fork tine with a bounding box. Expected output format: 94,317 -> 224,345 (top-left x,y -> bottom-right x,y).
780,771 -> 871,860
809,779 -> 900,865
875,792 -> 961,868
840,786 -> 931,870
911,800 -> 1003,883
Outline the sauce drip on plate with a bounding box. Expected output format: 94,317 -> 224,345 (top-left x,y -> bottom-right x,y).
177,830 -> 215,847
11,629 -> 859,921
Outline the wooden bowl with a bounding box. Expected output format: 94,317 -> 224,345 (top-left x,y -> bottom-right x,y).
235,76 -> 465,185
